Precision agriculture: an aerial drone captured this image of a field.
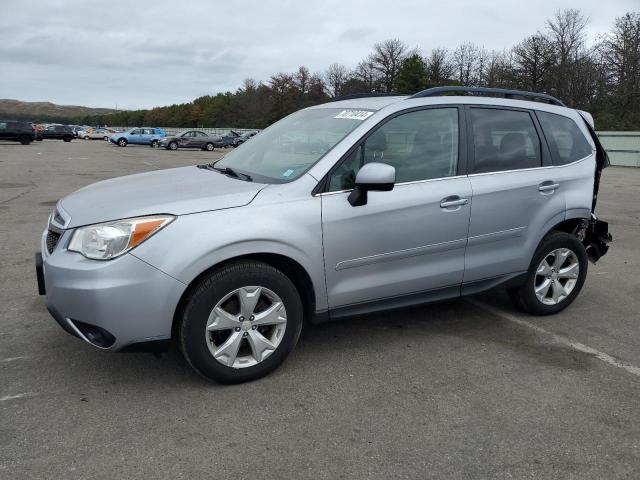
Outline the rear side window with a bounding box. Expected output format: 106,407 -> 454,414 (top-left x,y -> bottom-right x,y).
536,111 -> 592,165
470,108 -> 541,174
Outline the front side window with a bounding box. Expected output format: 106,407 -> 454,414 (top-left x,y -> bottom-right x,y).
131,129 -> 143,135
536,111 -> 592,165
470,108 -> 541,174
215,108 -> 372,183
328,108 -> 459,191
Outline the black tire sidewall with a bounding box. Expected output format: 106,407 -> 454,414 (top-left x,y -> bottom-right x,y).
519,232 -> 588,315
118,138 -> 127,147
205,143 -> 214,151
180,261 -> 303,383
169,142 -> 178,150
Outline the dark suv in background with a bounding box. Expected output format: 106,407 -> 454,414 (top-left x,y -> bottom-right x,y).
0,120 -> 36,144
42,125 -> 74,142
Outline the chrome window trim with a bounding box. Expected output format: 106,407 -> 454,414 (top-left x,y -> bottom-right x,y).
314,174 -> 467,197
467,152 -> 593,178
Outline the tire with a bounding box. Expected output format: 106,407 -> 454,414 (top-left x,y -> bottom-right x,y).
103,136 -> 109,141
511,231 -> 588,315
117,138 -> 128,147
179,260 -> 304,384
18,135 -> 32,145
150,139 -> 158,148
168,141 -> 178,151
63,135 -> 72,142
204,142 -> 214,151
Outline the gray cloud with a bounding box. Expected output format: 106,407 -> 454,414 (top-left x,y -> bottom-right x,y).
0,0 -> 636,109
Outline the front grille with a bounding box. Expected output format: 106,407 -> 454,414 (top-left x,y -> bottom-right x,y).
46,230 -> 61,254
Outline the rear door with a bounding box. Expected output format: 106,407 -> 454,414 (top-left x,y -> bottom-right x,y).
463,106 -> 564,284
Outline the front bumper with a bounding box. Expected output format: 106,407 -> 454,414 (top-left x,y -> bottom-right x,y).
38,229 -> 187,350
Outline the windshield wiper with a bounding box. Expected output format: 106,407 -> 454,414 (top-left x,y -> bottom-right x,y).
212,165 -> 253,182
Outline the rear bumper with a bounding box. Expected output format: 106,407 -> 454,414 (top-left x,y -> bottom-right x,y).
39,233 -> 187,350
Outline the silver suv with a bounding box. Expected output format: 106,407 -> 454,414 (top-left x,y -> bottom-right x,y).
36,87 -> 611,383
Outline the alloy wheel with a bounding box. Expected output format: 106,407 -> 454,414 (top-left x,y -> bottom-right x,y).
205,286 -> 287,368
534,248 -> 580,305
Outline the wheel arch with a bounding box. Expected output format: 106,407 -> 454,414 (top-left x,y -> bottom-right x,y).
171,252 -> 317,339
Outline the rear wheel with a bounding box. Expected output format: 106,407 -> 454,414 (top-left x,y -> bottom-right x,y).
179,260 -> 303,383
511,232 -> 588,315
168,141 -> 178,151
150,139 -> 158,148
117,138 -> 128,147
63,135 -> 72,142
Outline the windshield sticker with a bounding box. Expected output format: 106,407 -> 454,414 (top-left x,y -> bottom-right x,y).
334,110 -> 374,121
282,169 -> 295,177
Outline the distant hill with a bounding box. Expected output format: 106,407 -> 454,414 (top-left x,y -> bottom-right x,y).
0,99 -> 118,123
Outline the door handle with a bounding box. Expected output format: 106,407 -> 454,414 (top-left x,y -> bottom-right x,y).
440,196 -> 469,209
538,182 -> 560,193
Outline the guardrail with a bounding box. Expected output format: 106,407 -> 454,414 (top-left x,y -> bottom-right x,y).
596,131 -> 640,167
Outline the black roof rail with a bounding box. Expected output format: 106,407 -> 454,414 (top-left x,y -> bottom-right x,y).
409,86 -> 566,107
332,93 -> 407,102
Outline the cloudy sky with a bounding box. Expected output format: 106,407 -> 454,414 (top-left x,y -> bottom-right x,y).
1,0 -> 636,110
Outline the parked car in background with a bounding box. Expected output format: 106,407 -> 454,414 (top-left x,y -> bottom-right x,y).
109,127 -> 166,147
221,130 -> 241,147
235,131 -> 258,146
42,124 -> 74,142
82,127 -> 116,140
35,86 -> 611,383
0,120 -> 36,144
159,130 -> 224,151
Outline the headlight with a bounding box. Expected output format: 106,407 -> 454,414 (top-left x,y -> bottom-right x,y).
68,215 -> 174,260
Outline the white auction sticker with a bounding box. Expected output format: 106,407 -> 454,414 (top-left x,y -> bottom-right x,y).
334,110 -> 374,120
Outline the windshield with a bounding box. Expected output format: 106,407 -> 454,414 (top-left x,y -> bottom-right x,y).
214,107 -> 373,183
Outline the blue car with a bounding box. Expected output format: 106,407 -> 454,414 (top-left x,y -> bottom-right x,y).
109,127 -> 166,147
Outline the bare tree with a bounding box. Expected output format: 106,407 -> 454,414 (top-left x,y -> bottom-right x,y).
512,33 -> 555,91
370,39 -> 408,92
452,42 -> 481,85
599,12 -> 640,123
353,57 -> 381,92
324,63 -> 349,97
426,47 -> 454,84
546,8 -> 589,103
295,66 -> 311,95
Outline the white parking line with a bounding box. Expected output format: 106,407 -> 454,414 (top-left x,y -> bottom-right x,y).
143,161 -> 153,166
0,356 -> 29,363
468,299 -> 640,378
0,393 -> 28,402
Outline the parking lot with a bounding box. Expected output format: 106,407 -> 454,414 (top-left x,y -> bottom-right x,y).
1,139 -> 639,479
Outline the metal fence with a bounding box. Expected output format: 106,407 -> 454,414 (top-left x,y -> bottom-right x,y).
596,132 -> 640,167
109,126 -> 640,167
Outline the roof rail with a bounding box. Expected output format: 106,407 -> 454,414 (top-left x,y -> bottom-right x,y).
409,86 -> 566,107
332,93 -> 407,102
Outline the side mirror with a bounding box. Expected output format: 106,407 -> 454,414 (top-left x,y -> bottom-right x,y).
348,162 -> 395,207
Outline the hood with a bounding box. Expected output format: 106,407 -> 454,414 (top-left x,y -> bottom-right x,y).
59,166 -> 267,228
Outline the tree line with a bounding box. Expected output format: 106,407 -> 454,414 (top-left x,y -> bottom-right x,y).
83,9 -> 640,131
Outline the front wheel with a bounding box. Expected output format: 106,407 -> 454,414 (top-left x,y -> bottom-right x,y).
511,232 -> 588,315
179,261 -> 303,384
168,141 -> 178,150
204,142 -> 214,151
117,138 -> 128,147
103,136 -> 109,141
63,135 -> 72,142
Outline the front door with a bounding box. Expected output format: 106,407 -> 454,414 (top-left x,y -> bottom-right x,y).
321,107 -> 472,309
